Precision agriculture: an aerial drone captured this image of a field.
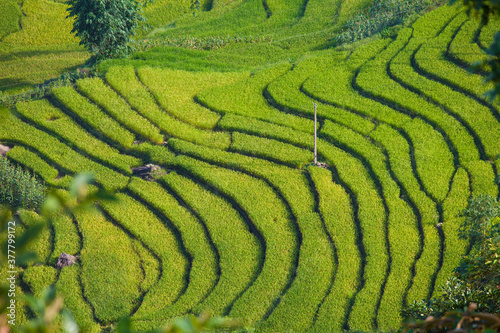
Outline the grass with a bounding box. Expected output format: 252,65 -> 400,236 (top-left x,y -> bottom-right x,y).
391,16 -> 500,160
197,63 -> 314,132
403,119 -> 455,202
22,265 -> 57,297
0,110 -> 130,191
7,146 -> 73,187
0,0 -> 88,93
56,264 -> 101,333
433,168 -> 470,296
265,54 -> 376,135
0,0 -> 22,40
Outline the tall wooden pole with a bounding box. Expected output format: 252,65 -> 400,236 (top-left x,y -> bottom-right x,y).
314,103 -> 317,164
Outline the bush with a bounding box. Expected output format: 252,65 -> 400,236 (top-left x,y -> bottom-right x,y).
402,195 -> 500,320
0,156 -> 45,210
66,0 -> 150,59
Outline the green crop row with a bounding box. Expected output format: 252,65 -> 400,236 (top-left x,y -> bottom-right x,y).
321,121 -> 419,330
18,210 -> 51,265
6,146 -> 65,187
433,168 -> 470,296
166,137 -> 338,328
0,0 -> 21,39
317,141 -> 387,332
22,265 -> 57,298
99,193 -> 189,329
231,132 -> 313,168
166,129 -> 335,332
51,86 -> 136,149
262,212 -> 335,333
369,124 -> 442,303
302,66 -> 410,129
56,264 -> 101,333
358,28 -> 478,173
265,55 -> 375,136
131,238 -> 160,294
370,124 -> 439,227
414,12 -> 497,105
167,138 -> 316,217
103,65 -> 230,149
196,63 -> 315,133
0,112 -> 129,191
136,66 -> 246,129
308,166 -> 360,333
301,39 -> 410,128
464,160 -> 499,197
478,19 -> 500,48
77,77 -> 164,144
448,19 -> 487,65
166,134 -> 340,327
131,142 -> 176,166
171,155 -> 297,325
157,173 -> 261,317
218,114 -> 314,149
75,209 -> 143,324
406,224 -> 442,302
392,22 -> 500,161
402,119 -> 455,203
410,5 -> 461,39
16,99 -> 142,173
127,178 -> 220,320
51,212 -> 81,264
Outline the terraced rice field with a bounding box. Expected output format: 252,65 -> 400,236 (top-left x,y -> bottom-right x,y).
3,3 -> 500,332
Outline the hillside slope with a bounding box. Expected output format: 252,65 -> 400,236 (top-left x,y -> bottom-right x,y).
1,1 -> 500,332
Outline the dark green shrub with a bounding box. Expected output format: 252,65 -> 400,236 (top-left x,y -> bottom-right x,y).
0,156 -> 45,210
402,195 -> 500,320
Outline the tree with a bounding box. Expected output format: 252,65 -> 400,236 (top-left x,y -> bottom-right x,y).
401,195 -> 500,321
65,0 -> 151,59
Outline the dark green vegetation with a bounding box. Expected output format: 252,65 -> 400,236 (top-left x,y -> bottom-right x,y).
0,156 -> 45,209
1,0 -> 500,332
66,0 -> 150,59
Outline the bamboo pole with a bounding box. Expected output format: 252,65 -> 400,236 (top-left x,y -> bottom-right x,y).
313,102 -> 317,164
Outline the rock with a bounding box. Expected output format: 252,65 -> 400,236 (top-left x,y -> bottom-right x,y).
56,253 -> 78,269
132,164 -> 162,181
314,161 -> 330,169
0,144 -> 11,157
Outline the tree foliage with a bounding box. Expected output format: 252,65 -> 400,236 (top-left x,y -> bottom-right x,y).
65,0 -> 150,59
402,195 -> 500,322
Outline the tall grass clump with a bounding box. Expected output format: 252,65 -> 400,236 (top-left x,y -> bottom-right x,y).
0,157 -> 45,210
336,0 -> 439,45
